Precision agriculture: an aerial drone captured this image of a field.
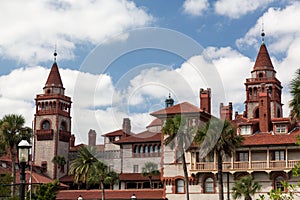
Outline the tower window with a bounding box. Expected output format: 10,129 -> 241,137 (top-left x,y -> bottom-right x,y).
259,73 -> 263,78
254,108 -> 259,118
60,121 -> 67,131
42,120 -> 50,130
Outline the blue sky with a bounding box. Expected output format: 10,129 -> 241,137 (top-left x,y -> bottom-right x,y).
0,0 -> 299,144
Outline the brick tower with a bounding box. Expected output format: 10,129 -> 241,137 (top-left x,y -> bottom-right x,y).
33,51 -> 72,179
244,34 -> 282,132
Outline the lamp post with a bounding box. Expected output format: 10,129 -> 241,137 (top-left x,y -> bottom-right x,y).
131,193 -> 136,200
18,139 -> 32,200
78,195 -> 83,200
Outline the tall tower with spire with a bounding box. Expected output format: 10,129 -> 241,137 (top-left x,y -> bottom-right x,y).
244,31 -> 282,132
33,51 -> 72,179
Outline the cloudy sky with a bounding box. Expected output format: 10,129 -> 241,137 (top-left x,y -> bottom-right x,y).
0,0 -> 299,144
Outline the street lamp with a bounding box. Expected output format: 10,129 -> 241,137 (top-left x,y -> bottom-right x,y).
131,193 -> 136,200
78,195 -> 83,200
18,139 -> 32,200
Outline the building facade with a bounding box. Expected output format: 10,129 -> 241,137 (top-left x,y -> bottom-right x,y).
31,33 -> 300,200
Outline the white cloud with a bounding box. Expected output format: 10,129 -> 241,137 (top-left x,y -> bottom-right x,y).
214,0 -> 273,19
0,0 -> 153,64
182,0 -> 209,16
237,3 -> 300,50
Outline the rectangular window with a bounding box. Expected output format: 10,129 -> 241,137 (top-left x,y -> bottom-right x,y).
238,152 -> 249,161
109,165 -> 114,172
240,125 -> 251,135
133,165 -> 139,173
176,179 -> 184,193
274,150 -> 285,160
275,124 -> 286,134
176,150 -> 182,163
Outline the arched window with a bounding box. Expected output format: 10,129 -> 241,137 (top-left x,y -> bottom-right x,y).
259,73 -> 263,78
60,121 -> 67,131
254,108 -> 259,118
134,146 -> 138,154
277,108 -> 281,118
149,146 -> 153,153
144,146 -> 148,153
249,88 -> 252,96
176,179 -> 184,193
154,145 -> 158,152
204,177 -> 214,193
274,176 -> 285,191
139,146 -> 143,153
42,120 -> 50,130
254,87 -> 257,97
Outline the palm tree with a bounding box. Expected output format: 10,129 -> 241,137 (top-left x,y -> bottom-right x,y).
104,170 -> 119,190
142,162 -> 160,189
69,145 -> 119,200
162,115 -> 195,200
0,114 -> 32,196
88,159 -> 119,200
289,68 -> 300,121
69,145 -> 98,188
232,175 -> 261,200
52,155 -> 66,178
196,118 -> 243,200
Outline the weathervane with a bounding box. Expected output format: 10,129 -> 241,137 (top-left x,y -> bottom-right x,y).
261,17 -> 265,43
54,43 -> 57,63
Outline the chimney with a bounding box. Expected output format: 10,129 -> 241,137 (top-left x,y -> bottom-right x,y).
69,134 -> 75,147
122,118 -> 131,135
88,129 -> 96,146
220,102 -> 233,121
200,88 -> 211,114
259,92 -> 271,132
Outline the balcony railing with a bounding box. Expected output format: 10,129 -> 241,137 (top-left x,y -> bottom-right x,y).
191,160 -> 300,172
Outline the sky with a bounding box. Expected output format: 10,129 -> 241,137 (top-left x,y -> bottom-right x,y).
0,0 -> 299,144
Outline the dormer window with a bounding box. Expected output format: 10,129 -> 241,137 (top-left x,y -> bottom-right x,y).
275,124 -> 286,134
240,125 -> 251,135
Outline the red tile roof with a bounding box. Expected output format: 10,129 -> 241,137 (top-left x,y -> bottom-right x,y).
45,62 -> 63,88
242,128 -> 300,146
114,131 -> 161,144
253,43 -> 274,71
151,102 -> 205,116
146,118 -> 163,128
102,129 -> 131,137
57,189 -> 166,200
119,173 -> 160,181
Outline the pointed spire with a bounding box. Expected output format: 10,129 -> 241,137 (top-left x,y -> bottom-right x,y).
253,43 -> 274,71
45,51 -> 63,88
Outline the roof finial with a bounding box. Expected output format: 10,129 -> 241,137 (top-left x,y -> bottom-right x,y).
261,17 -> 265,43
54,43 -> 57,63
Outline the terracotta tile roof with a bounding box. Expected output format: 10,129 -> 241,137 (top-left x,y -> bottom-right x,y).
102,129 -> 131,137
45,62 -> 63,88
151,102 -> 205,116
59,174 -> 74,182
57,189 -> 166,200
271,117 -> 290,123
114,131 -> 161,144
70,143 -> 86,152
146,118 -> 163,128
253,43 -> 274,71
13,170 -> 68,187
242,128 -> 300,146
119,173 -> 160,181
